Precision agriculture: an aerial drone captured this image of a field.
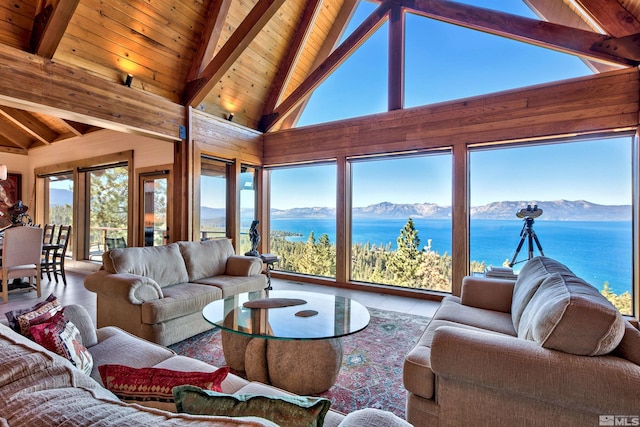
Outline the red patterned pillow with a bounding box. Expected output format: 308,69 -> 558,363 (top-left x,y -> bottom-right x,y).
98,364 -> 230,411
5,293 -> 61,338
29,310 -> 93,376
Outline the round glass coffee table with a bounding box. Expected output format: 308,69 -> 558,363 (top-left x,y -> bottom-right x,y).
202,290 -> 370,394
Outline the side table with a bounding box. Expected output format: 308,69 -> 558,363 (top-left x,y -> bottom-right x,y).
259,253 -> 279,290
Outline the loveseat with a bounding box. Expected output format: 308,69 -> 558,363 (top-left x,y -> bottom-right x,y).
85,239 -> 267,346
0,304 -> 411,427
403,256 -> 640,427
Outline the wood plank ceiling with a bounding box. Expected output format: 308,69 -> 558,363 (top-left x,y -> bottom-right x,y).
0,0 -> 639,154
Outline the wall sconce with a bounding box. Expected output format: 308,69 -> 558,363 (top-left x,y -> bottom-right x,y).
0,165 -> 6,180
227,113 -> 234,121
124,74 -> 133,87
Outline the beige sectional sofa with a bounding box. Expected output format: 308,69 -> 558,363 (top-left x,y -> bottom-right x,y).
0,304 -> 411,427
85,239 -> 267,346
404,256 -> 640,427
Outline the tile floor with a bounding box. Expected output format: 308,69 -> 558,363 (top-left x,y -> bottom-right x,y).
0,269 -> 441,324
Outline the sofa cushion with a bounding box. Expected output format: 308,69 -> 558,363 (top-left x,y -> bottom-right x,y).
103,243 -> 189,287
173,386 -> 331,427
141,283 -> 222,324
518,272 -> 625,355
179,239 -> 235,281
29,310 -> 94,376
193,275 -> 267,298
511,257 -> 575,332
99,365 -> 229,411
89,326 -> 176,385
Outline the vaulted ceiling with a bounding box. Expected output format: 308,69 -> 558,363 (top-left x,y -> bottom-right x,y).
1,0 -> 639,154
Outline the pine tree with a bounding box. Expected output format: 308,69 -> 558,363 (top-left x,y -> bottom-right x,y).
387,218 -> 423,287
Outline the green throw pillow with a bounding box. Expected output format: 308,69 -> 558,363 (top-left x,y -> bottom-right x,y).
173,385 -> 331,427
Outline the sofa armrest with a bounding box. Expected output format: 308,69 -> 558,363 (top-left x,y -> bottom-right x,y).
226,255 -> 264,276
84,270 -> 164,305
460,276 -> 514,313
430,325 -> 640,413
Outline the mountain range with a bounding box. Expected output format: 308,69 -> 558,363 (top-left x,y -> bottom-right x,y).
50,188 -> 630,221
270,200 -> 631,221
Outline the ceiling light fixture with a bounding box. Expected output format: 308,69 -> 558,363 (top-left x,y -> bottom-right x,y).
227,113 -> 234,121
124,74 -> 133,87
0,165 -> 7,180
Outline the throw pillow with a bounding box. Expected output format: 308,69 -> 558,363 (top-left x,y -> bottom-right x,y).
29,310 -> 93,376
98,364 -> 229,412
173,385 -> 331,427
5,293 -> 61,338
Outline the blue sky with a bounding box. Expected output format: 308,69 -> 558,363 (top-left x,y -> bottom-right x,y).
268,0 -> 633,210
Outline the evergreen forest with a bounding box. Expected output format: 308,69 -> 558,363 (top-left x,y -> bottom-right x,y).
270,217 -> 632,313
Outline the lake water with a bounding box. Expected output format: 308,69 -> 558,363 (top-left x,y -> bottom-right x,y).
270,218 -> 632,295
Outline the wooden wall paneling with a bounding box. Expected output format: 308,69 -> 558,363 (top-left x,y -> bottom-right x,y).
451,143 -> 468,296
335,156 -> 351,283
228,160 -> 241,251
191,110 -> 263,165
0,43 -> 185,141
259,167 -> 271,255
263,68 -> 640,164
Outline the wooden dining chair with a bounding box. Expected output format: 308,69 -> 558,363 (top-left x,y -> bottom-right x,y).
51,225 -> 71,286
1,226 -> 44,304
41,224 -> 57,281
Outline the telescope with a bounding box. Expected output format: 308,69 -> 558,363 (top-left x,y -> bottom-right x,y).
509,204 -> 544,267
516,204 -> 542,219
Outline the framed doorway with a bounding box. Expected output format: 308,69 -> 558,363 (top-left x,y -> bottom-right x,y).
139,171 -> 171,247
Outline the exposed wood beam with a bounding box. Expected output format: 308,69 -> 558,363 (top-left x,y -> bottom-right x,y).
30,0 -> 80,58
524,0 -> 619,73
262,0 -> 323,116
0,118 -> 34,150
0,43 -> 184,142
574,0 -> 640,37
402,0 -> 637,66
389,3 -> 405,111
186,0 -> 233,81
278,0 -> 360,130
183,0 -> 287,107
259,0 -> 393,132
0,106 -> 58,145
58,118 -> 87,137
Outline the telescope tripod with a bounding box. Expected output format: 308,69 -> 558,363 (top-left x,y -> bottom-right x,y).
509,217 -> 544,267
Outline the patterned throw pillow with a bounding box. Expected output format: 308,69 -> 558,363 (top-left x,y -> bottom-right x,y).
98,365 -> 230,411
29,310 -> 93,376
173,386 -> 331,427
5,293 -> 61,338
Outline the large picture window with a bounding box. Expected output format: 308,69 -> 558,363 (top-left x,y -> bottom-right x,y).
269,164 -> 337,278
86,164 -> 129,257
350,152 -> 453,291
469,136 -> 634,315
200,158 -> 228,241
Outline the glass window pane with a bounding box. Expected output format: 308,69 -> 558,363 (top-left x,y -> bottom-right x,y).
350,154 -> 453,291
200,159 -> 228,241
142,177 -> 168,246
269,164 -> 337,278
47,173 -> 74,258
240,166 -> 257,254
469,137 -> 634,315
88,166 -> 128,259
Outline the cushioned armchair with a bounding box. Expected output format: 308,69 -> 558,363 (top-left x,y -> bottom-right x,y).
404,256 -> 640,427
85,239 -> 267,346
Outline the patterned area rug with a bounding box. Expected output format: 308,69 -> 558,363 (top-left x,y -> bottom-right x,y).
169,307 -> 431,418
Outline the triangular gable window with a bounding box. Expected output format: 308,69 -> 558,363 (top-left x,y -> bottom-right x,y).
297,0 -> 597,127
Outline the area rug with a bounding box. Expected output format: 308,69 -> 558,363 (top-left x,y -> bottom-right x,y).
169,307 -> 431,418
